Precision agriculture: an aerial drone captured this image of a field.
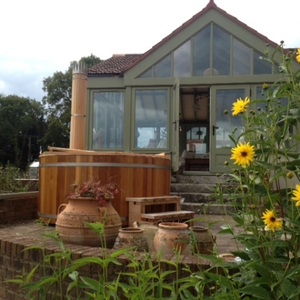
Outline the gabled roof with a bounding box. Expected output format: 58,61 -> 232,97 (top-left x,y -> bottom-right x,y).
88,54 -> 142,75
88,0 -> 279,76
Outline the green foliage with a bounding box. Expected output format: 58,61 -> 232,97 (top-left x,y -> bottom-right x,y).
204,45 -> 300,299
41,54 -> 101,149
0,54 -> 101,167
0,95 -> 45,169
0,162 -> 30,192
41,68 -> 72,149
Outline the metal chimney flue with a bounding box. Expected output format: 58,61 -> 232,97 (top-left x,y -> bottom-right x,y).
69,62 -> 88,149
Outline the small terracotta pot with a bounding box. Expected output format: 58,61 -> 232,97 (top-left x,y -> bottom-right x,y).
189,226 -> 215,255
113,227 -> 149,252
153,222 -> 191,255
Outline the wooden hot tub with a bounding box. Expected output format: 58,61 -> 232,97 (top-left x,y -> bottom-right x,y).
38,149 -> 171,225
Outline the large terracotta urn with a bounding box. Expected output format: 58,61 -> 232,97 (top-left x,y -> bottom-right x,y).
153,222 -> 191,256
55,198 -> 121,248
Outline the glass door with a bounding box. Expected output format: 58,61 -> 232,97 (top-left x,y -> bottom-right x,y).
210,86 -> 250,172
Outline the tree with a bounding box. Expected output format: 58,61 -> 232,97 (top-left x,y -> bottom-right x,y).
41,54 -> 102,149
0,95 -> 45,169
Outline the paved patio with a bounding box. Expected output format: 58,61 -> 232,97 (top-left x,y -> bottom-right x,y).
0,213 -> 241,255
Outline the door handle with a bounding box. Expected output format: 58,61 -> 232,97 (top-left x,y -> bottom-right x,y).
172,121 -> 177,131
212,125 -> 219,136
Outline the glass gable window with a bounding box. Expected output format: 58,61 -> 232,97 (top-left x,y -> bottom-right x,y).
135,90 -> 168,149
174,40 -> 191,77
213,25 -> 230,75
154,55 -> 171,77
140,68 -> 152,78
93,91 -> 124,149
254,51 -> 272,74
233,38 -> 251,75
193,26 -> 210,76
138,23 -> 274,78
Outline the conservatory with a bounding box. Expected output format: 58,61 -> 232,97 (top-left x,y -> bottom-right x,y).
83,0 -> 297,173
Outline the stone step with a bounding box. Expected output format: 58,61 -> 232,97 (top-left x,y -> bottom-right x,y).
171,183 -> 217,193
181,202 -> 236,215
170,175 -> 235,215
174,175 -> 230,184
170,191 -> 233,203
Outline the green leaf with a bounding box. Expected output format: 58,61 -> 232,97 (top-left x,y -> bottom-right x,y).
281,278 -> 297,298
240,286 -> 271,299
286,286 -> 300,299
80,276 -> 102,292
231,251 -> 250,261
232,215 -> 245,226
25,264 -> 39,284
22,276 -> 57,296
5,279 -> 24,285
218,228 -> 234,235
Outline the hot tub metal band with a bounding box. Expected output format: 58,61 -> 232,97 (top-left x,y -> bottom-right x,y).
40,162 -> 171,170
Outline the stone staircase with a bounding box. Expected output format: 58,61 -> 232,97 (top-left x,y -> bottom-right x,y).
171,175 -> 235,215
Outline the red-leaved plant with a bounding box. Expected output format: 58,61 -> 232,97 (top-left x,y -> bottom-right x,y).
67,180 -> 120,206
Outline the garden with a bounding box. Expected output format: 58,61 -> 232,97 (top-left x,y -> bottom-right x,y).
2,45 -> 300,299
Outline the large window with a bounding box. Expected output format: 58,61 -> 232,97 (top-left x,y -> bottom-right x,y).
93,91 -> 124,149
135,90 -> 168,149
138,23 -> 274,78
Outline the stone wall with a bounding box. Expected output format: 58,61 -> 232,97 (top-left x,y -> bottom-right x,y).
0,192 -> 38,225
0,192 -> 224,299
0,231 -> 208,299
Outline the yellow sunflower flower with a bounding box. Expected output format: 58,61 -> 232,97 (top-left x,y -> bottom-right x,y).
296,48 -> 300,63
232,97 -> 250,116
230,142 -> 255,167
292,184 -> 300,206
262,209 -> 282,232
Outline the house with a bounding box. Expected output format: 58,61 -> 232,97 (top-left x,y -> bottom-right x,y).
73,0 -> 298,174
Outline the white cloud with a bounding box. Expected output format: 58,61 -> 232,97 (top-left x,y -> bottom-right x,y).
0,80 -> 6,91
0,0 -> 299,101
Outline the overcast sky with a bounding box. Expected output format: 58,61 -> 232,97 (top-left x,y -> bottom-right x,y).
1,0 -> 299,102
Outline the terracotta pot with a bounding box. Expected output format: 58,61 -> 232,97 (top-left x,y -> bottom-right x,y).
153,222 -> 191,255
113,227 -> 149,252
189,226 -> 215,255
55,197 -> 121,248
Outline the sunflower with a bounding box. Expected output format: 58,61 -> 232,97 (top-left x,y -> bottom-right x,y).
292,184 -> 300,206
262,209 -> 282,232
230,142 -> 255,167
296,48 -> 300,63
232,97 -> 250,116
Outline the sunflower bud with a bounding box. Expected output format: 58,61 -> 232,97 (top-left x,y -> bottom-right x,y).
262,83 -> 268,90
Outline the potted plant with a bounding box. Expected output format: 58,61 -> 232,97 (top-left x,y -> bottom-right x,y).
67,180 -> 120,206
56,180 -> 122,248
